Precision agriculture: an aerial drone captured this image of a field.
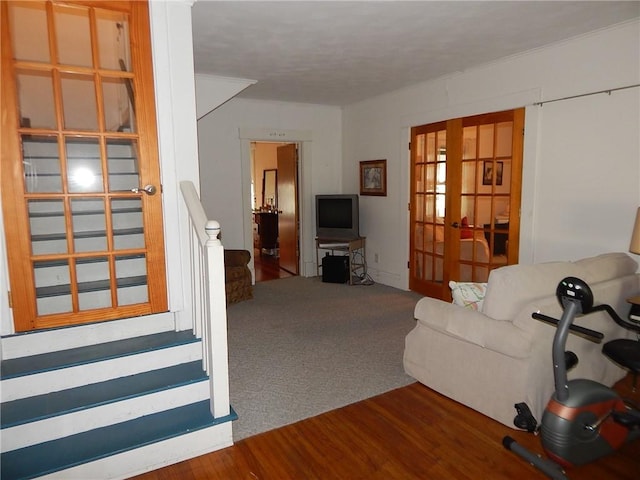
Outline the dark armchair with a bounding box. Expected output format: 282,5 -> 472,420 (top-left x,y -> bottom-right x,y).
224,249 -> 253,305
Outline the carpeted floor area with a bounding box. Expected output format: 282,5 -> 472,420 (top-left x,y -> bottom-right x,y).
226,276 -> 423,441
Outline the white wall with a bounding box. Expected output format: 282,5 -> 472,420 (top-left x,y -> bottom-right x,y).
342,19 -> 640,289
197,99 -> 342,274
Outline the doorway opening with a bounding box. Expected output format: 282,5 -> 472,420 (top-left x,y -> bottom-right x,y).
251,142 -> 299,282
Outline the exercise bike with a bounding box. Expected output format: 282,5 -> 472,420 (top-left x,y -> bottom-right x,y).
503,277 -> 640,480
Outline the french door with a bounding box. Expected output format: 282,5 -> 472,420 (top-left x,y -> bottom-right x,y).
1,0 -> 167,331
409,109 -> 524,299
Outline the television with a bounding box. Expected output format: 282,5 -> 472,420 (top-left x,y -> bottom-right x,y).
315,194 -> 360,240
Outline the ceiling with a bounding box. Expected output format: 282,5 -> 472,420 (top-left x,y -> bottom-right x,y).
191,1 -> 640,106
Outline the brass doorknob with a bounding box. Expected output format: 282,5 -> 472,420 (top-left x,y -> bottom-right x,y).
131,184 -> 157,195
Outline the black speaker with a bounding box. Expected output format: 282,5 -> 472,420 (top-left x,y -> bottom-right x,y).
322,255 -> 349,283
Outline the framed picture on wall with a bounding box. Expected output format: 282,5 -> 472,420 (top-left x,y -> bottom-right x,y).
360,159 -> 387,196
482,161 -> 503,186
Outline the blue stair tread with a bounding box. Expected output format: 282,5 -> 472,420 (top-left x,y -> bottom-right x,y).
1,330 -> 197,378
1,361 -> 207,428
1,400 -> 237,480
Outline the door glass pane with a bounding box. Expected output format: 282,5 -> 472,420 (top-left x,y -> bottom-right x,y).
61,73 -> 98,130
461,161 -> 478,194
462,126 -> 476,160
116,254 -> 148,305
77,257 -> 112,310
96,9 -> 131,71
66,138 -> 103,193
9,2 -> 50,63
23,136 -> 62,193
29,199 -> 67,255
17,69 -> 56,129
54,4 -> 92,67
71,198 -> 107,252
111,198 -> 144,249
415,193 -> 424,222
425,163 -> 436,192
478,124 -> 494,159
415,134 -> 425,162
103,77 -> 136,133
107,139 -> 139,192
35,259 -> 71,315
461,197 -> 476,226
496,122 -> 513,157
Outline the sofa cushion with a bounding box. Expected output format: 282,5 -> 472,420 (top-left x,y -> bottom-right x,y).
481,261 -> 582,321
574,252 -> 638,284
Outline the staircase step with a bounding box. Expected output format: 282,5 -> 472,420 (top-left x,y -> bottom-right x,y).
0,401 -> 237,480
1,330 -> 197,379
1,361 -> 207,429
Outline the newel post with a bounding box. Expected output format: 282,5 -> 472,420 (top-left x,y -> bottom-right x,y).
204,220 -> 230,418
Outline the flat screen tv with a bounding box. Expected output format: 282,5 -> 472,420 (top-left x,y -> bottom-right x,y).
315,194 -> 360,240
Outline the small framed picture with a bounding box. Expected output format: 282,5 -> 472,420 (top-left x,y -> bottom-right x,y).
482,161 -> 503,186
360,159 -> 387,196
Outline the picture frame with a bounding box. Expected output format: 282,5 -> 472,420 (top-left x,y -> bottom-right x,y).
482,161 -> 503,186
360,159 -> 387,196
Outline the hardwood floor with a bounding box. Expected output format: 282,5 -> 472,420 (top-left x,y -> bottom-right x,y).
253,249 -> 294,282
133,375 -> 639,479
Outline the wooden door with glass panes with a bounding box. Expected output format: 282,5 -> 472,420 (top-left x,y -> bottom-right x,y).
409,109 -> 523,300
1,0 -> 167,331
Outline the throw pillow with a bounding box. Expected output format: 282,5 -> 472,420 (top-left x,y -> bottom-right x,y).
460,216 -> 473,239
449,281 -> 488,311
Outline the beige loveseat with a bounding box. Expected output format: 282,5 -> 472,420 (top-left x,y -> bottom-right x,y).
403,252 -> 640,429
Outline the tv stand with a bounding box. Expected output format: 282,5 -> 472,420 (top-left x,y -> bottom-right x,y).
315,237 -> 366,285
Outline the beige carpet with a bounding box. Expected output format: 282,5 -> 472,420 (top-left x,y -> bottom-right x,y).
226,276 -> 423,441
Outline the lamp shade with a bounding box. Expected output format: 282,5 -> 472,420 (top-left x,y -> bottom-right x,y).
630,207 -> 640,254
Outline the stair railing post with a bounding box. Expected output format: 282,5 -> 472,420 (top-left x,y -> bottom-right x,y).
204,220 -> 230,418
179,181 -> 231,420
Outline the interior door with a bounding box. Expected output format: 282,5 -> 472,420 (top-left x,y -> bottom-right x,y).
276,143 -> 299,275
409,109 -> 524,299
1,0 -> 167,331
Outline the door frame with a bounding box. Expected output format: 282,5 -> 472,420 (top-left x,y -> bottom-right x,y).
239,128 -> 312,280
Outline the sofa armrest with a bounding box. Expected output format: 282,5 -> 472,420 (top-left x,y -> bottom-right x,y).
224,249 -> 251,267
414,297 -> 532,358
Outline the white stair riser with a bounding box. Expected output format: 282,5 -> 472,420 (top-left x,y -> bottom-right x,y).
1,313 -> 177,359
38,421 -> 233,480
1,342 -> 202,402
2,381 -> 210,452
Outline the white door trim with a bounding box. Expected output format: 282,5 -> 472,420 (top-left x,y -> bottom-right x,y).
239,128 -> 313,280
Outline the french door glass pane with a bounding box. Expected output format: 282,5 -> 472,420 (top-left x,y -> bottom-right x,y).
17,69 -> 56,129
111,198 -> 144,250
496,122 -> 513,157
478,124 -> 494,158
77,257 -> 111,310
107,139 -> 139,191
103,77 -> 136,133
96,9 -> 131,71
66,137 -> 103,193
9,2 -> 50,63
116,254 -> 148,305
71,198 -> 107,253
23,136 -> 62,193
61,73 -> 98,130
54,4 -> 92,67
35,259 -> 71,315
29,199 -> 67,255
